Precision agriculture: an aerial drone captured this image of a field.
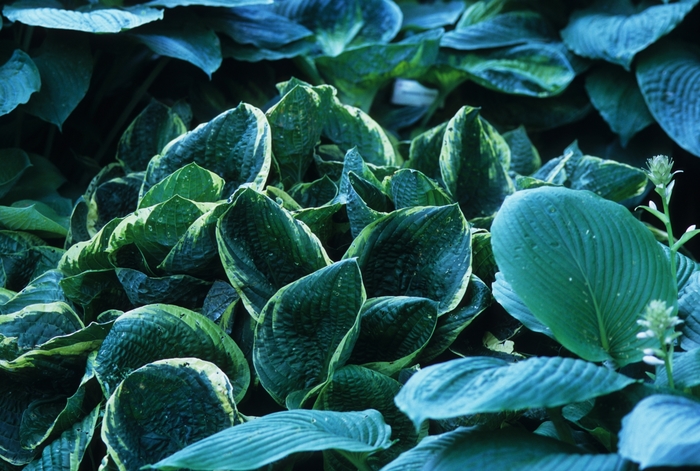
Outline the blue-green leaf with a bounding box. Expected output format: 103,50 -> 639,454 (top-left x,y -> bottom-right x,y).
144,0 -> 271,6
491,186 -> 675,366
2,3 -> 164,33
138,162 -> 224,208
213,6 -> 312,49
0,49 -> 40,117
619,394 -> 700,469
441,11 -> 556,50
561,0 -> 698,69
395,356 -> 635,429
400,1 -> 465,30
0,149 -> 32,199
147,409 -> 392,471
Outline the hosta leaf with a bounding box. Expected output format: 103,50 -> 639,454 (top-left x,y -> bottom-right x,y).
344,204 -> 471,314
656,348 -> 700,389
23,405 -> 100,471
637,39 -> 700,157
145,103 -> 271,195
531,142 -> 647,202
253,260 -> 364,407
0,375 -> 50,465
345,175 -> 389,238
289,175 -> 338,208
102,358 -> 240,471
619,394 -> 700,469
25,32 -> 92,130
115,268 -> 211,309
59,218 -> 121,276
380,427 -> 631,471
0,200 -> 68,238
139,163 -> 224,208
323,97 -> 400,166
144,0 -> 271,7
147,409 -> 392,471
406,122 -> 446,183
108,196 -> 210,270
585,64 -> 654,147
94,304 -> 249,401
213,6 -> 312,49
2,4 -> 164,33
561,0 -> 698,69
216,188 -> 331,319
0,149 -> 31,199
395,356 -> 635,429
0,270 -> 69,315
133,24 -> 222,77
491,186 -> 675,366
441,11 -> 556,50
0,230 -> 52,290
314,366 -> 418,468
59,269 -> 131,320
678,271 -> 700,350
502,126 -> 540,175
389,169 -> 452,209
266,83 -> 333,185
116,101 -> 187,173
0,49 -> 40,117
316,29 -> 441,111
440,106 -> 513,219
349,297 -> 437,376
492,272 -> 553,338
400,1 -> 465,30
336,148 -> 384,204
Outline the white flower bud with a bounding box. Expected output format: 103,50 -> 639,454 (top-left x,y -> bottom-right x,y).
643,355 -> 665,366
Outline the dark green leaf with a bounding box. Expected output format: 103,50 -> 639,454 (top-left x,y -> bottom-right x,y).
147,409 -> 391,471
619,394 -> 700,469
344,204 -> 471,314
492,272 -> 553,338
0,230 -> 62,291
389,169 -> 452,209
94,303 -> 249,401
133,24 -> 222,77
400,1 -> 465,30
289,175 -> 338,208
0,269 -> 69,315
87,171 -> 143,237
25,32 -> 92,130
502,126 -> 541,175
139,162 -> 224,208
253,260 -> 364,407
0,49 -> 40,116
0,149 -> 31,200
2,4 -> 164,33
441,11 -> 556,50
115,268 -> 211,308
144,0 -> 271,7
585,64 -> 654,147
145,103 -> 271,195
216,188 -> 331,319
678,271 -> 700,350
395,356 -> 635,429
3,154 -> 66,202
380,426 -> 631,471
440,106 -> 513,219
637,39 -> 700,157
0,200 -> 69,238
406,121 -> 446,183
491,186 -> 675,365
656,348 -> 700,389
116,100 -> 187,173
213,6 -> 312,49
103,358 -> 241,471
561,0 -> 698,69
349,297 -> 437,375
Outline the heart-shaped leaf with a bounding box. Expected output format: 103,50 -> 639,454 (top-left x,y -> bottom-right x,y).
561,0 -> 698,69
0,49 -> 40,117
147,409 -> 392,471
637,39 -> 700,157
395,356 -> 635,429
139,162 -> 224,208
253,259 -> 364,407
343,204 -> 471,315
491,186 -> 676,365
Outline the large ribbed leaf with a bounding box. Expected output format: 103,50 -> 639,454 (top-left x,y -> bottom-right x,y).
116,101 -> 187,173
314,366 -> 418,469
266,83 -> 333,185
2,4 -> 163,33
147,409 -> 391,471
145,0 -> 271,6
502,126 -> 541,175
400,1 -> 464,30
561,0 -> 698,69
24,33 -> 92,130
253,260 -> 364,408
637,40 -> 700,157
23,405 -> 100,471
0,270 -> 68,315
133,24 -> 222,77
213,6 -> 312,49
491,186 -> 675,365
656,348 -> 700,389
216,188 -> 331,319
115,268 -> 211,309
102,358 -> 241,471
438,42 -> 576,97
492,272 -> 552,338
138,163 -> 224,208
145,103 -> 271,195
0,49 -> 40,116
0,230 -> 58,291
440,106 -> 513,219
441,11 -> 556,50
619,394 -> 700,469
389,169 -> 452,209
0,200 -> 69,239
316,29 -> 440,111
343,204 -> 471,315
349,297 -> 437,375
585,64 -> 654,146
380,427 -> 631,471
395,356 -> 634,429
679,272 -> 700,349
94,304 -> 249,401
